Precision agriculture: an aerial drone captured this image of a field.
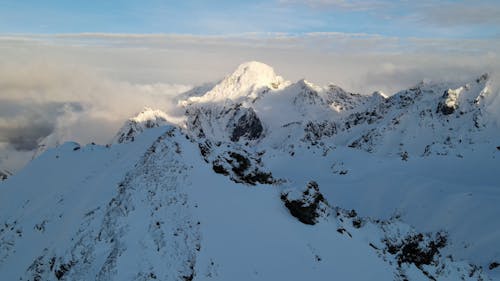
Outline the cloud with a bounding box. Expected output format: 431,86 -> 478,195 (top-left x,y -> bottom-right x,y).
1,33 -> 499,93
0,33 -> 499,171
0,57 -> 191,171
417,2 -> 500,27
0,101 -> 84,151
0,119 -> 53,151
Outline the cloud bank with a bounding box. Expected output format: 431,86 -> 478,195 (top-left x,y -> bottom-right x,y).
0,33 -> 499,171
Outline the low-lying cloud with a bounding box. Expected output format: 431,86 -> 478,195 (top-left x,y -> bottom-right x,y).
0,33 -> 499,171
0,55 -> 191,170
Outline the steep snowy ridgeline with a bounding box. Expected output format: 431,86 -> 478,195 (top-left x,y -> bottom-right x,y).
181,62 -> 496,159
112,107 -> 175,144
31,107 -> 178,162
179,62 -> 360,145
339,74 -> 495,156
1,61 -> 500,280
0,127 -> 170,280
0,124 -> 490,280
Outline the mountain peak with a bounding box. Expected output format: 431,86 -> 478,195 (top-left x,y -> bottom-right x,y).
112,107 -> 171,144
296,78 -> 315,88
233,61 -> 276,77
130,107 -> 169,123
224,61 -> 283,92
183,61 -> 287,104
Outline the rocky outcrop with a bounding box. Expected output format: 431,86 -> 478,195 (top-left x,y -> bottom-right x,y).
302,121 -> 337,145
281,181 -> 329,225
211,150 -> 278,185
437,89 -> 460,115
230,108 -> 263,142
384,232 -> 448,268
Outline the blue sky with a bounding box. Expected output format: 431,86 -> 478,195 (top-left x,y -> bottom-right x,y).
0,0 -> 499,38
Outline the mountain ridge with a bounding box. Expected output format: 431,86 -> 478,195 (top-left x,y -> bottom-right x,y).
1,62 -> 499,281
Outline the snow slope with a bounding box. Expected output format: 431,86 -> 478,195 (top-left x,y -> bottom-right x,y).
1,61 -> 499,280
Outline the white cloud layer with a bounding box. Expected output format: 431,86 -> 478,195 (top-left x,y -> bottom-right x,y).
0,33 -> 499,171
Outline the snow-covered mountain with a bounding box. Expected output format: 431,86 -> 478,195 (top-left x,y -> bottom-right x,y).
1,61 -> 499,281
112,107 -> 173,144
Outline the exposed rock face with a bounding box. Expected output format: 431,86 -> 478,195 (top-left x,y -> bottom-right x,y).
231,108 -> 263,142
185,102 -> 265,144
211,150 -> 278,185
384,232 -> 448,268
303,121 -> 337,145
437,89 -> 460,115
281,181 -> 329,225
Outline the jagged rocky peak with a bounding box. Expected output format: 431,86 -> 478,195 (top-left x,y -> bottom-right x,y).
292,79 -> 325,106
324,83 -> 352,99
183,61 -> 288,104
113,107 -> 171,144
129,107 -> 170,125
436,73 -> 492,115
324,83 -> 371,112
295,78 -> 316,89
295,79 -> 323,92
